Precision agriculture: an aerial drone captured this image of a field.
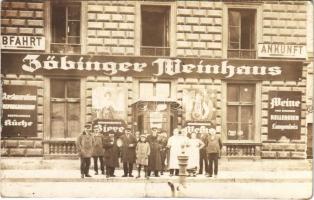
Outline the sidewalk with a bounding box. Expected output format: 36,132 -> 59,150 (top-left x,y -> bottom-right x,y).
1,158 -> 312,198
1,157 -> 312,170
1,169 -> 312,183
1,157 -> 312,183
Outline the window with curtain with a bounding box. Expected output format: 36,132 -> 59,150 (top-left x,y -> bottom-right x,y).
226,84 -> 255,140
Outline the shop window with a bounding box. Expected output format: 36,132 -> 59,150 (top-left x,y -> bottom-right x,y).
141,5 -> 170,56
50,79 -> 80,138
51,2 -> 81,53
226,84 -> 255,140
228,9 -> 256,59
139,82 -> 170,99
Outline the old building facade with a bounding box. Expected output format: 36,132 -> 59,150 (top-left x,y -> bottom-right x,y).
1,0 -> 312,159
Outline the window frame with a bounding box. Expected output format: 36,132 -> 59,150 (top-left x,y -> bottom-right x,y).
226,84 -> 255,140
221,81 -> 261,143
222,3 -> 262,59
47,1 -> 86,54
44,77 -> 86,141
135,1 -> 176,57
139,81 -> 172,99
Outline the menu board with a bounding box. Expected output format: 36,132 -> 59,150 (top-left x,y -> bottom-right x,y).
2,85 -> 37,137
268,91 -> 302,140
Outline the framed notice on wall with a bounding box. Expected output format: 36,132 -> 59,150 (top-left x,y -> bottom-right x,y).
1,85 -> 37,137
268,91 -> 302,140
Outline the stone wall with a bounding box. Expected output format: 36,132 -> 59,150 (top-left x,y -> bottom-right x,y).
1,1 -> 44,36
262,1 -> 307,45
176,1 -> 223,58
86,1 -> 135,55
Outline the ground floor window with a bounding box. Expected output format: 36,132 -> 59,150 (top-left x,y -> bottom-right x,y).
226,83 -> 255,140
50,79 -> 80,138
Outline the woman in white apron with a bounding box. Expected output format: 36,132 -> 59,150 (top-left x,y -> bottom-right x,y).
187,132 -> 205,176
167,128 -> 190,176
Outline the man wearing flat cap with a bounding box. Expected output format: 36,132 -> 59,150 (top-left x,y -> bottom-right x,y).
76,124 -> 94,178
120,128 -> 137,177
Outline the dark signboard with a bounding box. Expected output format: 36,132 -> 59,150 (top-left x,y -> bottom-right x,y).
1,85 -> 37,137
1,53 -> 303,81
184,121 -> 215,135
92,119 -> 126,136
268,91 -> 302,140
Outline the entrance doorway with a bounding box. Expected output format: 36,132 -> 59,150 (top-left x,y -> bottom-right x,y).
132,101 -> 179,136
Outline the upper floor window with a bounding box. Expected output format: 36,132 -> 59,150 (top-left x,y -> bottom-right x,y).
51,2 -> 81,53
139,82 -> 171,99
228,9 -> 256,59
141,5 -> 170,56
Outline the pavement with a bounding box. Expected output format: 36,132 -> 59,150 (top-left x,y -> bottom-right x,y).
0,157 -> 313,198
1,169 -> 312,183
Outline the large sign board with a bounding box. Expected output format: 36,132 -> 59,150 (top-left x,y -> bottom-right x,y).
182,88 -> 217,122
1,35 -> 45,50
1,53 -> 303,81
1,85 -> 37,137
91,86 -> 127,122
268,91 -> 302,140
258,43 -> 306,59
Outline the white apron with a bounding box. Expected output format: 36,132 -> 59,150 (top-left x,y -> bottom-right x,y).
187,139 -> 202,169
168,135 -> 189,169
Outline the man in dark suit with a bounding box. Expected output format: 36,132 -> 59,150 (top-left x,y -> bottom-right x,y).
120,128 -> 137,177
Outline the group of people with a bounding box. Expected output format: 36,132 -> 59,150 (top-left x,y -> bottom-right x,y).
76,124 -> 222,179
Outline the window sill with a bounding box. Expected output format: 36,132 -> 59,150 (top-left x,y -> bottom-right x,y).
227,49 -> 256,59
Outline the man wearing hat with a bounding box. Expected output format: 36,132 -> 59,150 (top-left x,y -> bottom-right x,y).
76,124 -> 94,178
120,128 -> 137,177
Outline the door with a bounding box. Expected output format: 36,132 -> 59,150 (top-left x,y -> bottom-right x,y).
133,101 -> 178,136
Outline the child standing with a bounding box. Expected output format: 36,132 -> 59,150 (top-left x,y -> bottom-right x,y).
187,132 -> 205,176
136,135 -> 151,178
206,128 -> 222,178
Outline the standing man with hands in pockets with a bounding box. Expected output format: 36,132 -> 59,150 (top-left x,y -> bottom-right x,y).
76,124 -> 94,178
206,128 -> 222,178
